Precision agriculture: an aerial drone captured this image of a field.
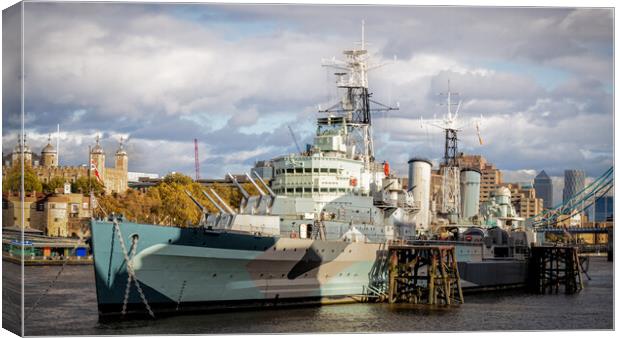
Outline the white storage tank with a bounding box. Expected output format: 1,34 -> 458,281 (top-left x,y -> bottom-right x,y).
460,168 -> 481,221
408,158 -> 432,231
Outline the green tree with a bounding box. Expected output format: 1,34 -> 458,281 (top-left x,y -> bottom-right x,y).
2,165 -> 42,193
43,176 -> 66,194
71,176 -> 105,195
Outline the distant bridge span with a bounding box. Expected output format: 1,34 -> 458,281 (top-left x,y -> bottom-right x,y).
535,227 -> 610,234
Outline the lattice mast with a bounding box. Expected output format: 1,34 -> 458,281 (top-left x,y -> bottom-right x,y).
422,82 -> 480,218
320,21 -> 397,166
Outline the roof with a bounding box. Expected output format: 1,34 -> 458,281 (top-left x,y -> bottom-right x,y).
535,170 -> 550,180
407,157 -> 433,166
115,137 -> 127,156
42,142 -> 56,154
91,143 -> 104,154
91,135 -> 104,154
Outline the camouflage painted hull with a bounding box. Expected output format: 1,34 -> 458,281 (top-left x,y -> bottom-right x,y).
91,220 -> 528,317
90,220 -> 382,317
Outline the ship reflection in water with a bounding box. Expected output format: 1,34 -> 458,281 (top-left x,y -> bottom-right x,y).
5,257 -> 612,336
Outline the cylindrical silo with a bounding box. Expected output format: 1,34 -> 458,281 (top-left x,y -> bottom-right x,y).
460,168 -> 481,221
408,158 -> 432,230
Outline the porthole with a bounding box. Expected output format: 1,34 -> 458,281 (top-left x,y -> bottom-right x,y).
212,273 -> 217,277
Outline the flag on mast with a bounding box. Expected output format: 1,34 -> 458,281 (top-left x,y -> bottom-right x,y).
90,160 -> 104,186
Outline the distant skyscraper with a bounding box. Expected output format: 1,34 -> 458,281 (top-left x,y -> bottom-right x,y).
563,169 -> 586,204
534,170 -> 553,209
586,196 -> 614,222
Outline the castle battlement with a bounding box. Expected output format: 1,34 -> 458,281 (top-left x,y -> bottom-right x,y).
4,134 -> 128,194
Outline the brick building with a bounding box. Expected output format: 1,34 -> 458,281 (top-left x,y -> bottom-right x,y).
2,192 -> 91,237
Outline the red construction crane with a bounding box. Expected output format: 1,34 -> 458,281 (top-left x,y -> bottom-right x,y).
194,138 -> 200,180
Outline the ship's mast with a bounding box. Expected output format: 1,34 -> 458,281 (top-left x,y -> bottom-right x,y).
320,21 -> 397,166
422,81 -> 483,221
423,81 -> 463,218
440,81 -> 461,167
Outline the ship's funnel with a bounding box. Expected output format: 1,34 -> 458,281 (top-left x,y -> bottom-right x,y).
408,158 -> 432,230
460,168 -> 481,221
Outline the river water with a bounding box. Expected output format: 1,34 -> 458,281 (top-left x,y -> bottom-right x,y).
3,257 -> 614,335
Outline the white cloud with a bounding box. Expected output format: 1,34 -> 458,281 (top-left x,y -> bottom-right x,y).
2,4 -> 611,181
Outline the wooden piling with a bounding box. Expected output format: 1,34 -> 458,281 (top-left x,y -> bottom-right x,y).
385,245 -> 464,306
528,246 -> 584,295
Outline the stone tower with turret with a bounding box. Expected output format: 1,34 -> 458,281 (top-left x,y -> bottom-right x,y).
115,137 -> 128,171
90,135 -> 105,182
41,134 -> 58,168
11,134 -> 33,167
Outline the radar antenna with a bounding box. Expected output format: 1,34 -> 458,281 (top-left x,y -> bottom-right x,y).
420,81 -> 484,219
319,20 -> 398,165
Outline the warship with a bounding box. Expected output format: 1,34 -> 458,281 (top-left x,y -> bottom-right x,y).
90,30 -> 534,317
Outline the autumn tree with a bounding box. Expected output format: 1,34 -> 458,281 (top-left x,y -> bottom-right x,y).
2,165 -> 42,193
92,172 -> 264,227
72,177 -> 105,195
43,176 -> 66,194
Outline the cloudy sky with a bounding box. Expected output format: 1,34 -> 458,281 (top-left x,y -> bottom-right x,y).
2,2 -> 613,202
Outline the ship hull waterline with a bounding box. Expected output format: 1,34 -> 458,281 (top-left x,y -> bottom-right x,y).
90,220 -> 527,318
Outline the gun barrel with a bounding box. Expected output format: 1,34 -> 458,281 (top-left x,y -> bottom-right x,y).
228,173 -> 250,199
252,171 -> 275,198
201,190 -> 226,214
245,172 -> 266,196
185,190 -> 205,213
209,188 -> 236,215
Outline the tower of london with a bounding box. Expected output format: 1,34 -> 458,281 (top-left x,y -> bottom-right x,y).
2,134 -> 128,194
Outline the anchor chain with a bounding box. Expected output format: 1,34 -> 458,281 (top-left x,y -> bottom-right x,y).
114,220 -> 155,318
176,280 -> 187,311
